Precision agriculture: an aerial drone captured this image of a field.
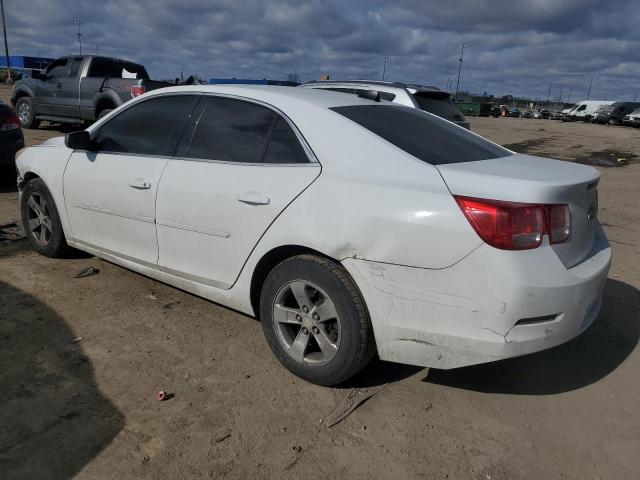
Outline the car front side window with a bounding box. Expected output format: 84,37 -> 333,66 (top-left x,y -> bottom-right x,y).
45,59 -> 69,78
95,95 -> 199,156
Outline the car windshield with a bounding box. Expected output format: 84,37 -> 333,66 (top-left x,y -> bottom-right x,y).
331,104 -> 511,165
631,108 -> 640,115
412,92 -> 465,121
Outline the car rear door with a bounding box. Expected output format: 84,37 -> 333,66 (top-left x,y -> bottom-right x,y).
63,94 -> 200,264
54,57 -> 84,118
156,95 -> 320,289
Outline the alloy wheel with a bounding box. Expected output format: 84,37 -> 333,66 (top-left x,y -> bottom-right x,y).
272,280 -> 341,366
26,193 -> 53,246
17,102 -> 31,124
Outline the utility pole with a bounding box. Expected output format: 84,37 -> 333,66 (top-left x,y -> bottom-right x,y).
546,85 -> 551,106
634,92 -> 637,102
1,0 -> 11,82
95,45 -> 98,55
559,86 -> 563,103
586,77 -> 593,101
382,55 -> 388,81
74,20 -> 83,54
567,87 -> 572,104
454,43 -> 467,101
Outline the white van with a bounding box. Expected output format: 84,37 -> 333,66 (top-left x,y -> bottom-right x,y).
563,100 -> 615,121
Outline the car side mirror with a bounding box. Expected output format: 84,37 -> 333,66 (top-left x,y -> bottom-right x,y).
65,131 -> 92,150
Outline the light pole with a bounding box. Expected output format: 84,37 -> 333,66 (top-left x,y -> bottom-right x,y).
1,0 -> 10,82
567,88 -> 572,105
382,55 -> 388,81
74,20 -> 83,54
454,43 -> 467,101
586,76 -> 593,101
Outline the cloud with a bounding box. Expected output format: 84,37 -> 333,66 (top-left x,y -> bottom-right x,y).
5,0 -> 640,100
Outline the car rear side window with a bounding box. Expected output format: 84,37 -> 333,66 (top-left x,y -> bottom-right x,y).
187,97 -> 275,163
331,104 -> 511,165
412,94 -> 465,122
263,118 -> 309,164
95,95 -> 199,156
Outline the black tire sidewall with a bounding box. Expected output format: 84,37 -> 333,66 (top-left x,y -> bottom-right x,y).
21,178 -> 69,257
260,256 -> 374,386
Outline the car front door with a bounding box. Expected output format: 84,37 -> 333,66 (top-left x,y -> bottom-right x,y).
35,58 -> 69,115
63,94 -> 200,264
156,96 -> 321,289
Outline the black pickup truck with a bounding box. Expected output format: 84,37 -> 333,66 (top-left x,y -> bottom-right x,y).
10,55 -> 172,129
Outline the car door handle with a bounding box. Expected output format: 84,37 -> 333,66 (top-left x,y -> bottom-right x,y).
237,191 -> 270,206
129,179 -> 151,190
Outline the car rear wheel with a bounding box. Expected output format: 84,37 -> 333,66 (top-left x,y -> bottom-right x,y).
259,255 -> 376,386
21,178 -> 72,257
16,97 -> 40,129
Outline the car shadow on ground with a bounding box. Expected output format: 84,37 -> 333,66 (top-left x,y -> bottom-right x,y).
0,280 -> 125,479
424,278 -> 639,395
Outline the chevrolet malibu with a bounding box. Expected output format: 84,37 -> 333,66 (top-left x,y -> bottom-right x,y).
16,85 -> 611,385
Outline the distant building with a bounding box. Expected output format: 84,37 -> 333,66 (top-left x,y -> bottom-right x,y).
0,55 -> 55,70
208,78 -> 299,86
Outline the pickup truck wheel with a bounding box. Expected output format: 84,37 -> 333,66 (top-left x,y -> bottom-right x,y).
98,109 -> 114,119
21,178 -> 72,258
16,97 -> 40,129
259,255 -> 376,386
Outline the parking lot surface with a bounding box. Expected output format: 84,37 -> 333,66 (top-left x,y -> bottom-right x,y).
1,85 -> 639,479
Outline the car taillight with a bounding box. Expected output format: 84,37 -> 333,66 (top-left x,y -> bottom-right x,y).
547,204 -> 571,244
1,114 -> 21,131
454,196 -> 570,250
130,86 -> 146,97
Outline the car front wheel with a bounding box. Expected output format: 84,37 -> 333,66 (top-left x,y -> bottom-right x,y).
259,255 -> 376,386
21,178 -> 72,257
16,97 -> 40,129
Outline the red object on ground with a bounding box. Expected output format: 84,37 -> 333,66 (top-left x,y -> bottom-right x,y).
156,390 -> 167,401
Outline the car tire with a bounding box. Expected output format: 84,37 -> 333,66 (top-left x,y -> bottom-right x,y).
97,109 -> 114,119
16,97 -> 40,129
21,178 -> 72,258
259,254 -> 376,386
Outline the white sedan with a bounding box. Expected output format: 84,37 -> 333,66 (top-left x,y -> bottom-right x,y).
16,85 -> 611,385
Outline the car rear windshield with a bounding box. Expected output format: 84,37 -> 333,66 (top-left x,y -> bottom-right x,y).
412,92 -> 465,122
331,104 -> 512,165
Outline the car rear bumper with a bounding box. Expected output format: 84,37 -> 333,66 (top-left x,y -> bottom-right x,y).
343,223 -> 611,369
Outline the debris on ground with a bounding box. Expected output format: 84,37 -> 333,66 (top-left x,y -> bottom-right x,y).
0,221 -> 25,241
213,431 -> 232,443
163,301 -> 181,310
156,390 -> 168,401
322,384 -> 388,428
68,336 -> 83,344
75,266 -> 99,278
146,294 -> 158,300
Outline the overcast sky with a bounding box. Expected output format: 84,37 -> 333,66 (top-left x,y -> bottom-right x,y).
6,0 -> 640,101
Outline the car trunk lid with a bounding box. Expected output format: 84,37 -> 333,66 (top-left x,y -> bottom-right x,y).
436,153 -> 600,268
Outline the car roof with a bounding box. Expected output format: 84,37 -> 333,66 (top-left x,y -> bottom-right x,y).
143,84 -> 378,109
303,80 -> 445,94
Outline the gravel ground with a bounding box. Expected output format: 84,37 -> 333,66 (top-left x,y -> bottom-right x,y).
1,88 -> 639,479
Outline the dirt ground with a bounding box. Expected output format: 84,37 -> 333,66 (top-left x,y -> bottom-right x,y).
1,86 -> 639,479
